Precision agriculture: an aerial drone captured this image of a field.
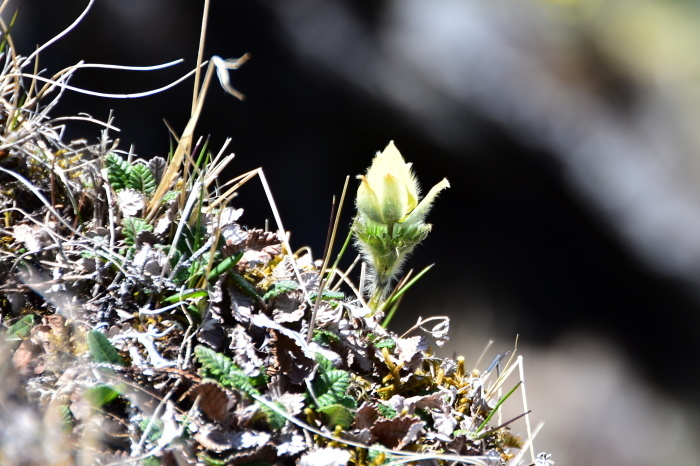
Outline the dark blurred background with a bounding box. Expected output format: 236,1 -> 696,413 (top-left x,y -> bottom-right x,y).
10,0 -> 700,464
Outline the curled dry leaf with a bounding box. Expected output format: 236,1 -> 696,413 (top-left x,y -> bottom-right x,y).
187,382 -> 232,423
370,416 -> 425,449
352,402 -> 379,430
229,324 -> 264,376
393,335 -> 429,366
147,156 -> 167,185
270,290 -> 307,324
268,330 -> 314,386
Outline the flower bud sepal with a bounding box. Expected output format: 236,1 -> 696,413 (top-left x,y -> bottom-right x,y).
353,216 -> 431,310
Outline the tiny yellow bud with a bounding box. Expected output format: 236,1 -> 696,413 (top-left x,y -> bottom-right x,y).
356,142 -> 416,224
356,141 -> 448,228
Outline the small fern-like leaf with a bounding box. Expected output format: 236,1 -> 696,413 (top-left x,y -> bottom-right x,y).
263,280 -> 299,300
105,153 -> 131,191
127,163 -> 157,195
122,216 -> 153,246
195,345 -> 258,397
195,346 -> 286,430
195,345 -> 234,380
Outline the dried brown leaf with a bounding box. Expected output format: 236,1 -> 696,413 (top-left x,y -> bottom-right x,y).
187,382 -> 231,423
353,402 -> 379,430
271,290 -> 306,323
12,337 -> 43,376
269,330 -> 314,385
369,416 -> 425,449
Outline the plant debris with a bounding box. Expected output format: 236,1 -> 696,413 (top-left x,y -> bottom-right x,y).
0,5 -> 549,466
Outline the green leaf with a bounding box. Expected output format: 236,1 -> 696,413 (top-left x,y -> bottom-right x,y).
0,8 -> 19,55
83,385 -> 122,408
141,456 -> 160,466
263,280 -> 299,300
315,353 -> 334,373
194,346 -> 287,430
87,330 -> 125,366
207,252 -> 243,282
229,272 -> 260,298
162,288 -> 208,304
122,216 -> 153,246
312,329 -> 340,346
139,418 -> 165,443
194,346 -> 258,397
318,404 -> 354,429
373,338 -> 396,350
57,404 -> 74,432
6,314 -> 35,340
105,153 -> 130,191
127,163 -> 157,195
259,402 -> 287,430
313,368 -> 353,409
195,345 -> 234,380
199,454 -> 227,466
309,290 -> 345,301
377,403 -> 397,419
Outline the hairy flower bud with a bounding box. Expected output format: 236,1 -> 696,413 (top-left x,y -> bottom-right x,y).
356,141 -> 449,228
353,141 -> 449,310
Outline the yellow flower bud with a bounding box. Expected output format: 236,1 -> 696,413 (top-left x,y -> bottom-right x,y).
353,141 -> 450,311
356,141 -> 448,228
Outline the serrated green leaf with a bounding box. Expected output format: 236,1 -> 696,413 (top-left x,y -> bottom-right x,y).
313,368 -> 353,409
122,216 -> 153,246
334,395 -> 357,409
162,191 -> 179,203
263,280 -> 299,300
6,314 -> 35,340
315,353 -> 334,373
57,404 -> 74,432
309,290 -> 345,301
127,163 -> 157,195
377,403 -> 397,419
259,401 -> 287,430
194,346 -> 259,397
312,329 -> 340,345
195,345 -> 234,379
318,404 -> 354,429
374,338 -> 396,350
105,153 -> 130,191
87,331 -> 125,366
194,347 -> 285,429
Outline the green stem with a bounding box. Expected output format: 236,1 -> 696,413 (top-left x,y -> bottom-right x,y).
475,381 -> 522,435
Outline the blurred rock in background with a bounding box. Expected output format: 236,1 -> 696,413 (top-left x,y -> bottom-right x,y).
9,0 -> 700,464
